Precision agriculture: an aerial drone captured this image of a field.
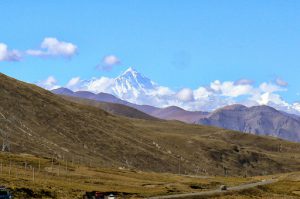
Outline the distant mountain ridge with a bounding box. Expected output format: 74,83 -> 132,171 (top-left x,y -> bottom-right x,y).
197,104 -> 300,142
52,88 -> 300,142
51,87 -> 208,122
150,106 -> 209,123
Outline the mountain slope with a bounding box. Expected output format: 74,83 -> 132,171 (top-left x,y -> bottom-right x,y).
61,95 -> 158,120
150,106 -> 209,123
52,88 -> 300,142
52,88 -> 207,122
197,104 -> 300,142
2,73 -> 300,176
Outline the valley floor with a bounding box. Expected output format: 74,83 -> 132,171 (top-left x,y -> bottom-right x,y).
0,152 -> 299,199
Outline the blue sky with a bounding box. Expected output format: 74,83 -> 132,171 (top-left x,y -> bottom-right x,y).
1,0 -> 300,106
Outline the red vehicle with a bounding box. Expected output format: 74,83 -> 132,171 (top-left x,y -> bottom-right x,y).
83,191 -> 105,199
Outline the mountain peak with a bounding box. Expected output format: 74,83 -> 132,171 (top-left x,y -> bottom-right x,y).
51,87 -> 74,95
122,67 -> 138,75
113,67 -> 156,101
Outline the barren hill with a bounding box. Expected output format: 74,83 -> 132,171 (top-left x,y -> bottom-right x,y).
197,104 -> 300,142
1,73 -> 300,176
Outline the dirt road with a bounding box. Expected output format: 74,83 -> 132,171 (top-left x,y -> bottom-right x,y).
147,178 -> 277,199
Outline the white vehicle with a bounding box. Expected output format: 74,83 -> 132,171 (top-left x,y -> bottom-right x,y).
107,193 -> 115,199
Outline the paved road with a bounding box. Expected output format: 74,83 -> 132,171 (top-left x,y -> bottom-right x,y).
147,179 -> 277,199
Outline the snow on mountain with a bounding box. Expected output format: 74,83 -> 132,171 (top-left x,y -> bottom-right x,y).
113,67 -> 156,99
61,67 -> 174,106
41,67 -> 300,115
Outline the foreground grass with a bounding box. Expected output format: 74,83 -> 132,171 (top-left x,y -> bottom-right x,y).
0,152 -> 258,199
1,152 -> 300,198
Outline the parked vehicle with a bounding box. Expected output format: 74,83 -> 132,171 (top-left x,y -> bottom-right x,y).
83,191 -> 105,199
83,191 -> 116,199
0,187 -> 12,199
220,185 -> 227,191
107,193 -> 115,199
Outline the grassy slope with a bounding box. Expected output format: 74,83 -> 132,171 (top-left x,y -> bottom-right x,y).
1,73 -> 300,177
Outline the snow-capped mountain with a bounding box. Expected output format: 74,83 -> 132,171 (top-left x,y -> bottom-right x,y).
64,67 -> 172,106
112,67 -> 157,100
45,67 -> 300,115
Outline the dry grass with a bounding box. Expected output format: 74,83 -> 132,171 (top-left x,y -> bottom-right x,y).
0,152 -> 258,199
206,172 -> 300,199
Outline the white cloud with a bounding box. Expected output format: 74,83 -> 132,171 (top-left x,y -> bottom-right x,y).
66,77 -> 81,90
65,76 -> 115,93
0,43 -> 21,62
193,87 -> 212,99
292,103 -> 300,112
259,82 -> 285,93
275,78 -> 288,87
176,88 -> 194,102
150,86 -> 175,97
235,78 -> 254,85
26,37 -> 77,58
210,80 -> 255,97
38,68 -> 300,115
61,75 -> 294,113
255,92 -> 286,106
37,76 -> 60,90
99,55 -> 121,71
66,77 -> 81,87
85,77 -> 115,93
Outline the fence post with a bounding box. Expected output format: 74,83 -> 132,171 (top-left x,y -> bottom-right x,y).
9,161 -> 11,177
58,161 -> 60,176
38,159 -> 41,173
15,166 -> 17,178
51,156 -> 54,172
32,168 -> 35,182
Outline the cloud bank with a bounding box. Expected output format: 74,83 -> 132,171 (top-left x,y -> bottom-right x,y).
0,38 -> 78,62
36,76 -> 60,90
0,43 -> 21,62
37,68 -> 300,115
98,55 -> 121,71
26,37 -> 77,58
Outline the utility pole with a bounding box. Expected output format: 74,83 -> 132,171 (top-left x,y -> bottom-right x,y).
72,156 -> 74,167
223,166 -> 228,177
178,156 -> 181,175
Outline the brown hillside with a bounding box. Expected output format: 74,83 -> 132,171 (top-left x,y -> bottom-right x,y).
60,95 -> 158,121
1,73 -> 300,176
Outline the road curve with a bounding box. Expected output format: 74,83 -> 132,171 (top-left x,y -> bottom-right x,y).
147,179 -> 277,199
